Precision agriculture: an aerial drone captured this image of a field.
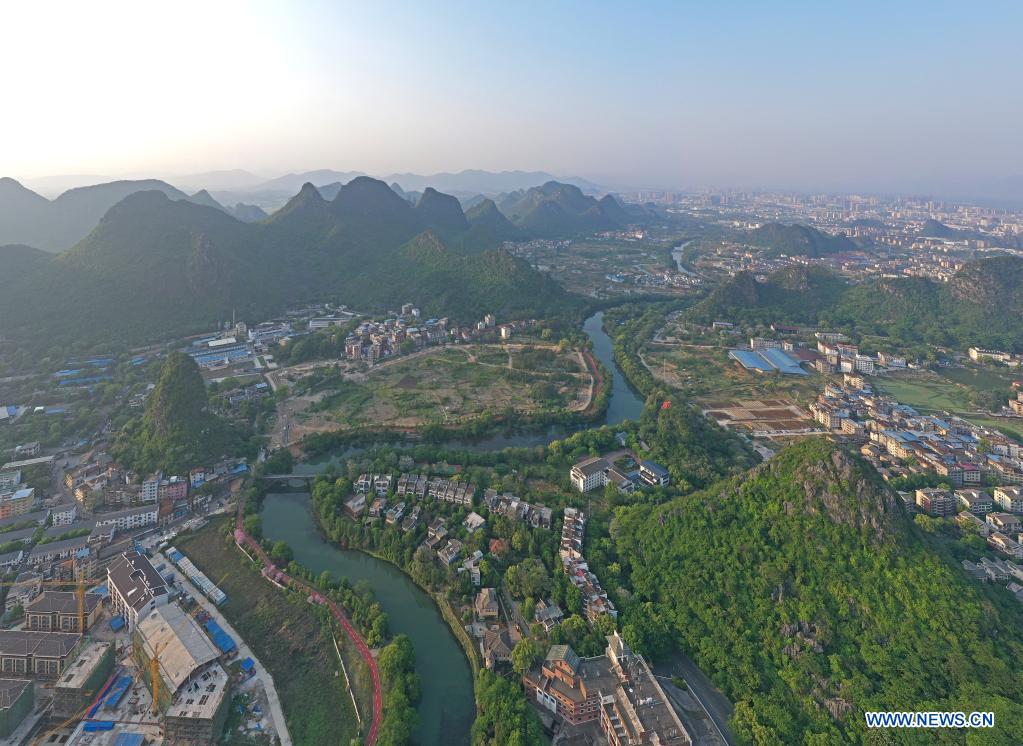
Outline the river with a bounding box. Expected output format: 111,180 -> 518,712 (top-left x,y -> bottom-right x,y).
262,491 -> 476,745
583,311 -> 645,425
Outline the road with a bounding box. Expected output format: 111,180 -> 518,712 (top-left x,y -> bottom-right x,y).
653,650 -> 736,746
155,550 -> 294,746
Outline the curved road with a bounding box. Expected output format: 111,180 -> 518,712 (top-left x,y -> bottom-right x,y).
234,507 -> 383,745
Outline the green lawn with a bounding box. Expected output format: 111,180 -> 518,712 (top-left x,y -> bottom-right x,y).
176,518 -> 363,746
875,375 -> 969,412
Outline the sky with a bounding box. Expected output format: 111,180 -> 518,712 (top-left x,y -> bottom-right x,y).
2,0 -> 1022,195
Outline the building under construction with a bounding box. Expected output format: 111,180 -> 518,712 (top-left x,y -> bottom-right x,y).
132,604 -> 229,745
0,678 -> 33,739
52,641 -> 115,719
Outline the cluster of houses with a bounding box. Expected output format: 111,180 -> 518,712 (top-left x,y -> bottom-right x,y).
559,508 -> 617,624
961,555 -> 1023,604
570,455 -> 670,494
910,485 -> 1023,562
482,489 -> 552,530
814,378 -> 1023,486
812,335 -> 907,376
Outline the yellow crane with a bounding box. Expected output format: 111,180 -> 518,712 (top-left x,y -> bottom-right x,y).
0,577 -> 88,632
150,642 -> 165,715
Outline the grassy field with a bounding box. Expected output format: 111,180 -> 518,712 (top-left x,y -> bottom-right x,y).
293,344 -> 590,432
644,344 -> 823,407
875,373 -> 970,412
177,517 -> 365,746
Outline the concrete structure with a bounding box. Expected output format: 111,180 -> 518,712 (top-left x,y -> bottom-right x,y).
107,552 -> 170,632
0,630 -> 82,679
0,678 -> 33,739
134,604 -> 229,744
52,641 -> 115,719
994,486 -> 1023,514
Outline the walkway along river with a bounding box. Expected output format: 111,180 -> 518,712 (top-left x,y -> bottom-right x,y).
261,491 -> 475,746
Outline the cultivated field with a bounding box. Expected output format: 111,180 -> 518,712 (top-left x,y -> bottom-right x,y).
703,398 -> 813,436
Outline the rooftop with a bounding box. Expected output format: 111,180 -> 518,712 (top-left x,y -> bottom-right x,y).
136,604 -> 220,696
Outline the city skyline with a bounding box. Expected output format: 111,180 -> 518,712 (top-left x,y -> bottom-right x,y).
3,1 -> 1022,199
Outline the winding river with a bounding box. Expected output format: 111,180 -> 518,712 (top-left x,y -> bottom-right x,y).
265,313 -> 644,743
262,491 -> 476,745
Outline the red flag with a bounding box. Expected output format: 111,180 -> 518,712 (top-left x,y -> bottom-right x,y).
661,400 -> 672,409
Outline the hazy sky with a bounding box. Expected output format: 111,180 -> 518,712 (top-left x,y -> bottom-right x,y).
3,0 -> 1022,192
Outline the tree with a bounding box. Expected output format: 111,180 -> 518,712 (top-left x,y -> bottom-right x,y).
270,540 -> 293,564
511,637 -> 542,675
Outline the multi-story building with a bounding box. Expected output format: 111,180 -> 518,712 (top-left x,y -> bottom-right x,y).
570,457 -> 609,493
638,461 -> 670,488
915,488 -> 956,517
106,552 -> 169,632
955,489 -> 992,515
523,635 -> 690,745
0,488 -> 36,519
0,631 -> 82,679
986,512 -> 1023,535
993,486 -> 1023,514
141,474 -> 161,504
94,505 -> 158,533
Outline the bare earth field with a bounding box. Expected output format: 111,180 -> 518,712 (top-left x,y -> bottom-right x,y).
272,344 -> 592,445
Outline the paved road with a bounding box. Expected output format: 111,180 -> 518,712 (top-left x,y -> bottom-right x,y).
653,650 -> 736,746
156,551 -> 293,746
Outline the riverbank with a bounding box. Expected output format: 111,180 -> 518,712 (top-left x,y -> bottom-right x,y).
261,492 -> 475,745
177,517 -> 365,746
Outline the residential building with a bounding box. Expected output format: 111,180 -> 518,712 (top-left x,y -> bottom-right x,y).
51,501 -> 78,526
638,461 -> 670,488
481,628 -> 513,669
987,512 -> 1023,535
955,489 -> 992,515
94,504 -> 158,533
475,588 -> 499,620
915,488 -> 956,517
106,552 -> 169,632
0,471 -> 20,490
988,531 -> 1023,559
571,457 -> 609,493
463,512 -> 486,534
994,486 -> 1023,514
0,488 -> 37,519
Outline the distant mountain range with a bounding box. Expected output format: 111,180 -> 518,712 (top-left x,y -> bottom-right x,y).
0,177 -> 582,348
494,181 -> 644,238
0,177 -> 266,251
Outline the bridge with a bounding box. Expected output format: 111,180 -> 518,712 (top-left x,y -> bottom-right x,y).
260,473 -> 317,481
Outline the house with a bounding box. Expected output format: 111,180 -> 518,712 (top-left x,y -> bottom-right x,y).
437,539 -> 463,566
343,494 -> 367,518
534,599 -> 564,632
956,512 -> 991,537
0,630 -> 82,679
368,497 -> 387,519
988,531 -> 1023,559
638,460 -> 670,488
475,588 -> 499,620
956,489 -> 993,515
385,502 -> 406,525
463,512 -> 486,534
425,518 -> 448,549
570,457 -> 608,493
604,467 -> 634,494
481,628 -> 513,669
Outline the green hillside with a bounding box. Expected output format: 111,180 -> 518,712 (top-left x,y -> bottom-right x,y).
114,352 -> 245,474
495,181 -> 625,237
0,179 -> 582,349
746,222 -> 857,257
613,439 -> 1023,743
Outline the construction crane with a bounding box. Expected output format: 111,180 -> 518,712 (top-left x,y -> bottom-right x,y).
150,642 -> 165,715
0,577 -> 88,632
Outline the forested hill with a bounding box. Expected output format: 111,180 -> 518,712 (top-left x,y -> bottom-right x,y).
0,178 -> 582,348
690,255 -> 1023,351
745,222 -> 857,257
613,439 -> 1023,743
